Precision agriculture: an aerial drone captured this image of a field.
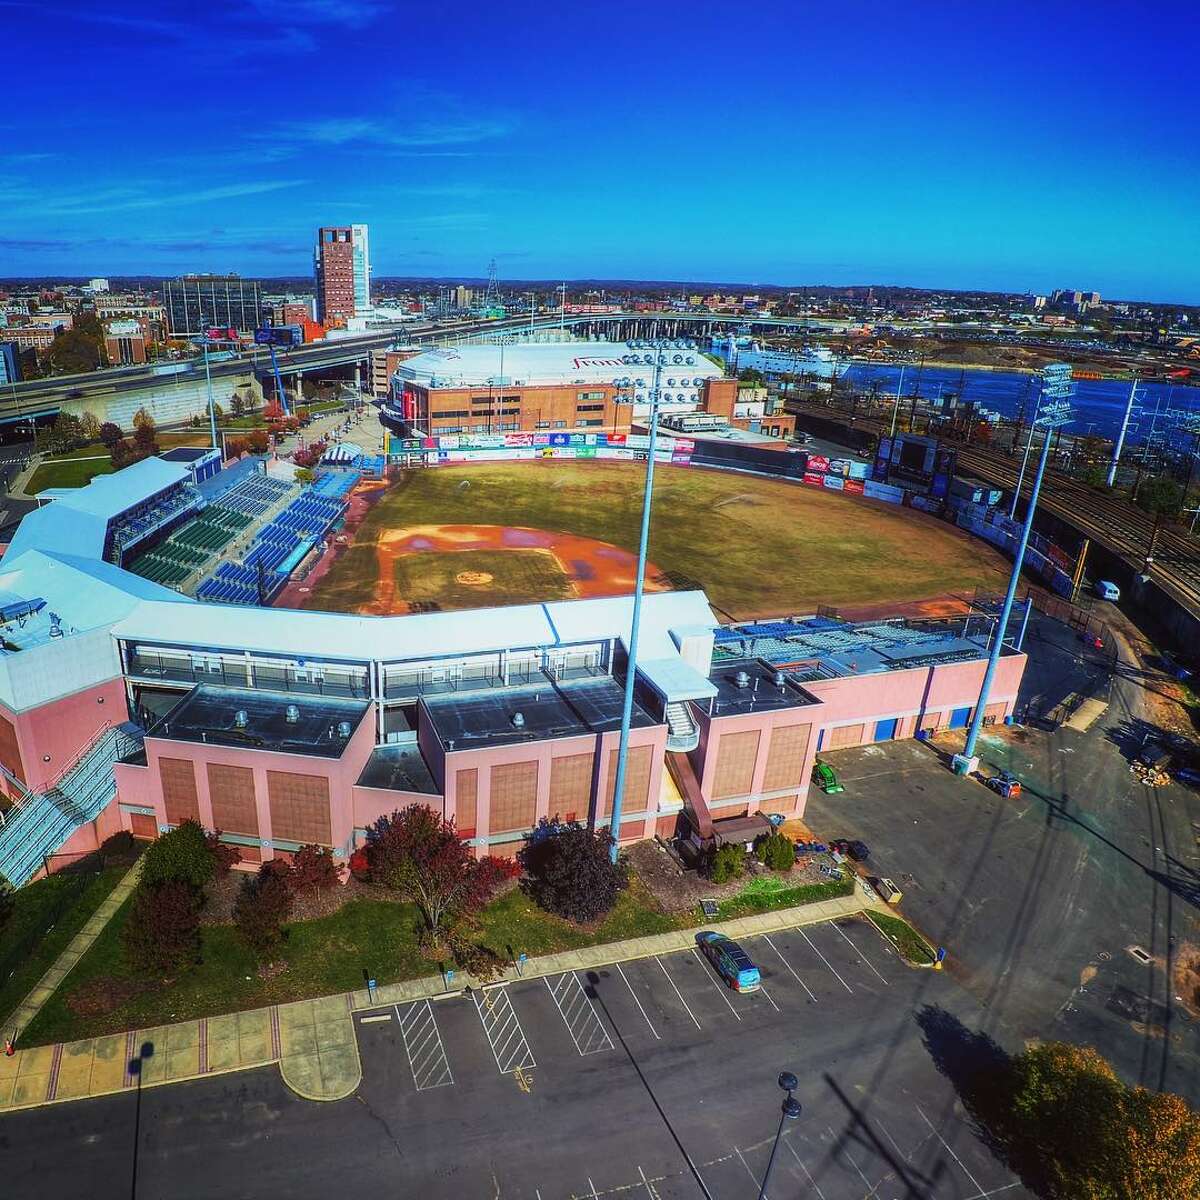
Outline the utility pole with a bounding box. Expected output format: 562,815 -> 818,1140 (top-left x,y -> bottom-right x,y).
1106,377 -> 1138,487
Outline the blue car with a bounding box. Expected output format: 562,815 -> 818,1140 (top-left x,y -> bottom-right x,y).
696,931 -> 761,992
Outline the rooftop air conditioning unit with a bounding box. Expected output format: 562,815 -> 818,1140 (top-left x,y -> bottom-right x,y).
285,704 -> 300,724
734,670 -> 751,689
511,712 -> 525,728
234,709 -> 249,728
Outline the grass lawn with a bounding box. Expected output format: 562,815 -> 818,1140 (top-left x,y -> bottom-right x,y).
0,862 -> 133,1023
393,548 -> 573,609
20,860 -> 860,1046
303,461 -> 1010,620
27,433 -> 212,494
715,869 -> 855,920
867,909 -> 936,965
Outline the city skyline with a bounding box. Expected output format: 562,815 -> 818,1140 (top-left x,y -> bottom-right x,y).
1,1 -> 1198,301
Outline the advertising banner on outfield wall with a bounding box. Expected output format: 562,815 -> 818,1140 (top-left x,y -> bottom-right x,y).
843,478 -> 865,495
803,471 -> 824,487
863,479 -> 905,504
821,474 -> 845,491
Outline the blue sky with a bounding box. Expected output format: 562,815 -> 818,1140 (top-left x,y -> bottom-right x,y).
1,1 -> 1197,300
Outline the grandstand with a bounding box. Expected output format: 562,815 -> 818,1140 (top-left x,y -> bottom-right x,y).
126,471 -> 297,591
195,470 -> 358,606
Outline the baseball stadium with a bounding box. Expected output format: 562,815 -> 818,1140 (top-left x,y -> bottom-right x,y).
0,341 -> 1031,893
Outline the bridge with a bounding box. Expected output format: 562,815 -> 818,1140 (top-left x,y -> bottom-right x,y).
0,309 -> 836,432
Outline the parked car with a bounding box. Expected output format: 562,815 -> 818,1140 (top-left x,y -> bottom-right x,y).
831,838 -> 871,862
695,931 -> 761,992
813,761 -> 844,794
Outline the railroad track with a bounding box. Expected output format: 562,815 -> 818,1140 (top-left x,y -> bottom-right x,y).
788,399 -> 1200,617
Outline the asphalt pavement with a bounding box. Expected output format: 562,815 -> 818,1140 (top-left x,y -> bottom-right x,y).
2,914 -> 1029,1200
808,610 -> 1200,1103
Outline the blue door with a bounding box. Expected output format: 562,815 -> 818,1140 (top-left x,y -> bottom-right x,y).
949,706 -> 971,729
816,728 -> 825,751
873,717 -> 899,742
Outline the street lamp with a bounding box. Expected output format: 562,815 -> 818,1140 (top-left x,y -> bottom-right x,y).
607,339 -> 690,863
958,364 -> 1073,772
758,1070 -> 802,1200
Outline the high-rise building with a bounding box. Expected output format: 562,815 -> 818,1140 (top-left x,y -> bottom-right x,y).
453,285 -> 474,309
87,277 -> 110,293
162,274 -> 263,337
314,225 -> 369,324
0,341 -> 21,384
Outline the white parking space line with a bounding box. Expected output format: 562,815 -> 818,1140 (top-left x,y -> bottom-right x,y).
757,982 -> 781,1013
655,956 -> 703,1030
616,962 -> 660,1040
587,1177 -> 600,1198
828,1123 -> 874,1194
964,1184 -> 1022,1199
763,934 -> 818,1003
394,1000 -> 454,1091
915,1104 -> 985,1195
473,987 -> 537,1074
832,921 -> 890,986
358,1013 -> 392,1024
734,1147 -> 761,1192
690,949 -> 741,1020
799,926 -> 854,993
544,973 -> 614,1056
785,1139 -> 827,1200
637,1165 -> 662,1199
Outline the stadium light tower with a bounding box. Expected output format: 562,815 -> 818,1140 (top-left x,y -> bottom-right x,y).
957,363 -> 1073,773
606,339 -> 688,863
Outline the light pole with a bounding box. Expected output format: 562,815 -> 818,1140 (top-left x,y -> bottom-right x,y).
889,363 -> 906,438
758,1071 -> 802,1200
607,340 -> 683,863
1008,403 -> 1041,520
958,363 -> 1073,772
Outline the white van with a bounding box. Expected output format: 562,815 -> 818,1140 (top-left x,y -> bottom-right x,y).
1095,580 -> 1120,602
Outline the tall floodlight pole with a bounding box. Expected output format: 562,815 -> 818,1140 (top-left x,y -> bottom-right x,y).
1106,377 -> 1138,488
558,283 -> 566,329
958,364 -> 1073,772
889,364 -> 907,438
608,342 -> 677,863
1009,399 -> 1042,520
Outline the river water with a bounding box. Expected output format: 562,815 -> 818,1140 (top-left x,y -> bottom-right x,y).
837,362 -> 1197,449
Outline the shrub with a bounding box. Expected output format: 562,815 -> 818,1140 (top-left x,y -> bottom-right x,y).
233,860 -> 295,959
99,830 -> 137,861
706,843 -> 744,884
139,820 -> 215,890
98,421 -> 123,449
204,830 -> 242,876
291,843 -> 342,898
754,831 -> 796,872
519,818 -> 628,925
122,880 -> 201,975
348,847 -> 370,882
0,884 -> 13,934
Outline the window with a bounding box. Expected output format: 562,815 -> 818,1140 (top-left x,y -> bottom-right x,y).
433,408 -> 469,418
553,420 -> 567,429
576,390 -> 605,401
535,421 -> 550,429
575,403 -> 605,413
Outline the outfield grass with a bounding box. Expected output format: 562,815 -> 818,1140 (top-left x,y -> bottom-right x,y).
303,461 -> 1009,620
0,863 -> 132,1023
392,549 -> 573,609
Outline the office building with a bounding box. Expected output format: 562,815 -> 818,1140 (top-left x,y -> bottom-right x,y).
87,278 -> 110,293
314,224 -> 369,324
104,319 -> 147,365
163,274 -> 263,338
0,341 -> 21,384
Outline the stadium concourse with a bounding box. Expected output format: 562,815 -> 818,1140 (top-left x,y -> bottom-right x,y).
0,453 -> 1025,889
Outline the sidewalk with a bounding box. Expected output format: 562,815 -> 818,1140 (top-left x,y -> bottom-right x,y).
1,858 -> 143,1042
0,880 -> 885,1115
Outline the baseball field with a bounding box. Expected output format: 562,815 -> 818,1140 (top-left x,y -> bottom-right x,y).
298,461 -> 1011,621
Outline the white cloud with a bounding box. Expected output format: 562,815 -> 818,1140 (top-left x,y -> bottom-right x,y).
31,178 -> 306,217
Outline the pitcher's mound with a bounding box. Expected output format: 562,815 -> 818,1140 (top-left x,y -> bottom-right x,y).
455,570 -> 494,586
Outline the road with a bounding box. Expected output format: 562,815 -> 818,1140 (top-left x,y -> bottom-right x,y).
2,915 -> 1028,1200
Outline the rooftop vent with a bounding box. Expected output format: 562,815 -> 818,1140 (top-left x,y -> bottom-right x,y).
774,671 -> 787,689
337,720 -> 353,738
511,711 -> 526,729
734,670 -> 751,690
285,704 -> 300,724
233,709 -> 249,728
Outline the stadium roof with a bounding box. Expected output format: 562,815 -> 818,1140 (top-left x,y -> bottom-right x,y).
5,457 -> 191,561
395,341 -> 725,389
112,590 -> 717,664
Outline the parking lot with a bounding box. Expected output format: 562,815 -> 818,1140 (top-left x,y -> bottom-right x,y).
345,915 -> 1025,1200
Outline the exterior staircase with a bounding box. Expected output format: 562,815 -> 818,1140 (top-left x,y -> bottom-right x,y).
665,701 -> 700,752
0,723 -> 143,888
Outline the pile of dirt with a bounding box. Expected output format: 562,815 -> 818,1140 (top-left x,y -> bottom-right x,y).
1173,943 -> 1200,1019
199,871 -> 396,927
